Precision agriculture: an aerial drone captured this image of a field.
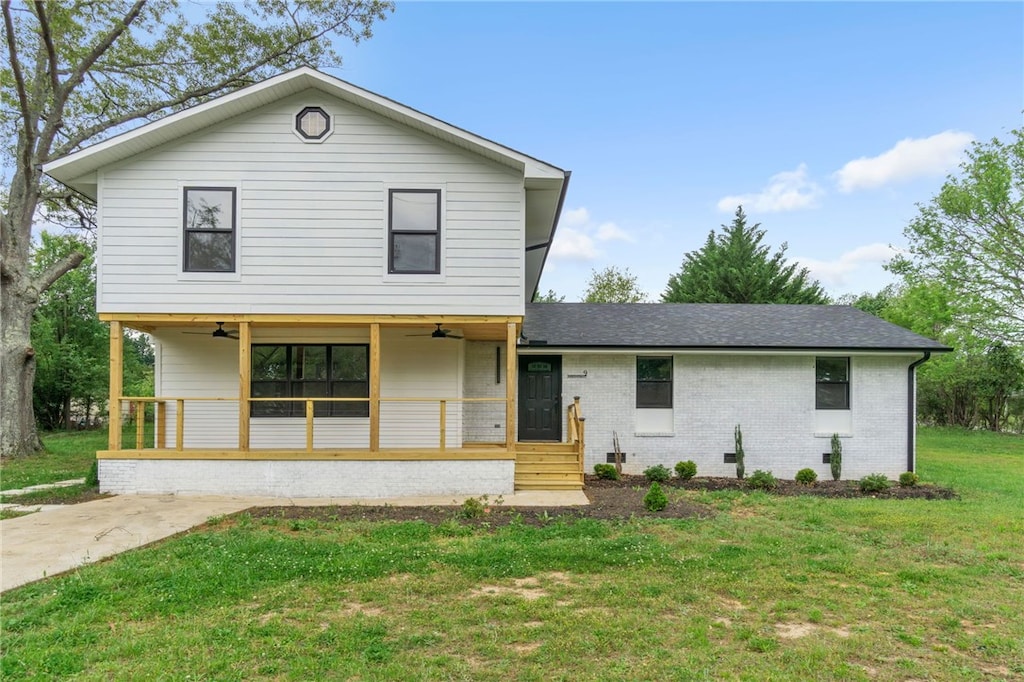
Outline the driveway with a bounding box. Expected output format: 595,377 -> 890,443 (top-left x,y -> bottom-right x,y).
0,490 -> 587,592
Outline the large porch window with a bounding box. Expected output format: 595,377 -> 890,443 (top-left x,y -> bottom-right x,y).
252,344 -> 369,417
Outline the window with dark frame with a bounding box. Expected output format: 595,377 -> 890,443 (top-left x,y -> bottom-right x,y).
389,189 -> 441,274
815,357 -> 850,410
183,187 -> 236,272
637,356 -> 673,408
295,106 -> 330,140
251,345 -> 369,417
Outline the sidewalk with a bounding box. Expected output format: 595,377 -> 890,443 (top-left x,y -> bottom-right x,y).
0,489 -> 588,592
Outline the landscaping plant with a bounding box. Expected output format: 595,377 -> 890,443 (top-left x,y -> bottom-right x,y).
830,433 -> 842,481
899,471 -> 920,487
593,463 -> 619,480
643,482 -> 668,511
675,460 -> 697,480
747,469 -> 777,491
734,424 -> 745,479
643,464 -> 672,483
795,468 -> 817,485
859,473 -> 892,493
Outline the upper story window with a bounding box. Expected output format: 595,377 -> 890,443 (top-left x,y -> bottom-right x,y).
637,356 -> 673,408
816,357 -> 850,410
389,189 -> 441,274
183,187 -> 235,272
295,106 -> 331,140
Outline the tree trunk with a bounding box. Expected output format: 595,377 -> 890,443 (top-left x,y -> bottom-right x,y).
1,285 -> 44,456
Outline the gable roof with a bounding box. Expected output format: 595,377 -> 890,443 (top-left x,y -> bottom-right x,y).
522,303 -> 951,352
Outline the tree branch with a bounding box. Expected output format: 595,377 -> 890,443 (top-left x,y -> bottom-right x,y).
2,0 -> 32,154
32,250 -> 86,295
30,1 -> 59,96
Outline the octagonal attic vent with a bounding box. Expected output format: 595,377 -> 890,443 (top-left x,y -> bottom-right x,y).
295,106 -> 331,141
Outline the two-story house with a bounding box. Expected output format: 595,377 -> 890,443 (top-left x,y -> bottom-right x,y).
44,68 -> 948,498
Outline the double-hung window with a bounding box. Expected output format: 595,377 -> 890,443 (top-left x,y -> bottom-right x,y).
183,187 -> 236,272
637,357 -> 673,408
251,345 -> 369,417
388,189 -> 441,274
815,357 -> 850,410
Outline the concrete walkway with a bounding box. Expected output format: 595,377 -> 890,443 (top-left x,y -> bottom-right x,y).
0,489 -> 588,592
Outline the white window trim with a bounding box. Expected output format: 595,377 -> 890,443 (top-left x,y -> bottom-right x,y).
292,105 -> 335,144
177,180 -> 242,282
382,183 -> 447,283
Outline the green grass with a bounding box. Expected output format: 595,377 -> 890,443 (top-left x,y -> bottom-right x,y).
1,427 -> 1022,680
0,423 -> 152,491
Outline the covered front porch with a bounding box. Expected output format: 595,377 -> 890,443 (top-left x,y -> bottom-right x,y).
102,314 -> 583,496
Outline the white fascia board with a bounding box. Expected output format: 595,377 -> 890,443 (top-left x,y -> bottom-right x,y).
517,347 -> 924,357
44,67 -> 566,194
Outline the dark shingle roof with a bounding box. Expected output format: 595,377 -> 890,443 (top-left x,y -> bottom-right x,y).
522,303 -> 951,352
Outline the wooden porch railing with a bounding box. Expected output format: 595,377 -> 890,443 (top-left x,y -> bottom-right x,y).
115,395 -> 507,453
567,395 -> 586,475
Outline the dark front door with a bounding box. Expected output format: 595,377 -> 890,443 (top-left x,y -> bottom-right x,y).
518,356 -> 561,441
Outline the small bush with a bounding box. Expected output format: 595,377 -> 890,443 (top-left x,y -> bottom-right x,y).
899,471 -> 919,487
85,460 -> 100,487
675,460 -> 697,480
643,464 -> 672,483
795,468 -> 817,485
643,482 -> 668,512
859,473 -> 892,493
735,424 -> 745,480
593,463 -> 619,480
830,433 -> 843,481
460,497 -> 486,518
747,469 -> 777,490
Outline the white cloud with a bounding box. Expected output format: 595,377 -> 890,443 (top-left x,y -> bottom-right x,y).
549,207 -> 634,260
795,243 -> 899,287
595,222 -> 633,242
717,164 -> 823,213
549,226 -> 598,260
833,130 -> 974,193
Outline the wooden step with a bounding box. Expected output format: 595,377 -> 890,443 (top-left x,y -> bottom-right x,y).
515,453 -> 579,463
515,462 -> 581,473
514,480 -> 585,491
514,471 -> 583,483
515,442 -> 578,454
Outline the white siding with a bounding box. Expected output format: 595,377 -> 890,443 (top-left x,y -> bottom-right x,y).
98,90 -> 525,315
152,327 -> 464,449
548,352 -> 913,480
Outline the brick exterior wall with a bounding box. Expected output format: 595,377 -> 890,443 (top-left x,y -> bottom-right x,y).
555,352 -> 914,480
98,459 -> 515,497
462,341 -> 507,444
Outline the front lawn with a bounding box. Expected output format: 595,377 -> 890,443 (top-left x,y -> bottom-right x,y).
1,427 -> 1022,680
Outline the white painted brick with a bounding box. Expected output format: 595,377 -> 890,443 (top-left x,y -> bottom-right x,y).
559,352 -> 914,480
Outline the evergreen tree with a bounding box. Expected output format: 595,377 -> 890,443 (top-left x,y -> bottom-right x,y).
662,207 -> 828,304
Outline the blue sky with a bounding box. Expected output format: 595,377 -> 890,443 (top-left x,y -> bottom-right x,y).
338,2 -> 1021,300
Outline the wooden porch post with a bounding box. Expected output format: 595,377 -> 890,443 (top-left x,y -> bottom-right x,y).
108,321 -> 123,451
238,321 -> 250,450
370,322 -> 381,451
505,321 -> 517,449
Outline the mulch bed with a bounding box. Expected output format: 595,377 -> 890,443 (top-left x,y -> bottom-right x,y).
242,474 -> 956,528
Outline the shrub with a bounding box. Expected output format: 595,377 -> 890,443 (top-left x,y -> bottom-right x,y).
644,464 -> 672,483
460,497 -> 486,518
899,471 -> 919,487
734,424 -> 745,480
85,460 -> 100,487
859,473 -> 891,493
675,460 -> 697,480
830,433 -> 842,481
593,463 -> 619,480
795,468 -> 817,485
643,482 -> 668,512
747,469 -> 777,490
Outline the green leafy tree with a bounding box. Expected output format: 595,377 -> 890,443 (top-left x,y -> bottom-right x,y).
662,206 -> 828,304
532,289 -> 565,303
582,266 -> 647,303
1,0 -> 392,456
890,128 -> 1024,344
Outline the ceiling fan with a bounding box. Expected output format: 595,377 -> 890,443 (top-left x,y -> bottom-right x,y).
182,321 -> 239,340
407,323 -> 463,340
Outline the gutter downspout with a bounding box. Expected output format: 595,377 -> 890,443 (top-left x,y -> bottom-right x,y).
907,352 -> 931,472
